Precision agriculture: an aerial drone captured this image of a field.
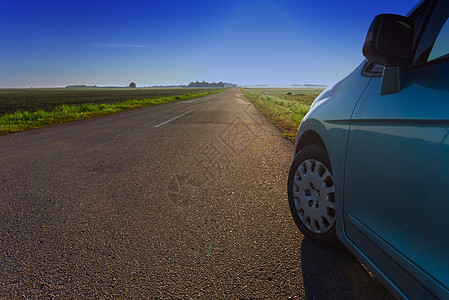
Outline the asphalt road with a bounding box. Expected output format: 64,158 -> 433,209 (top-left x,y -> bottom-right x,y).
0,88 -> 394,299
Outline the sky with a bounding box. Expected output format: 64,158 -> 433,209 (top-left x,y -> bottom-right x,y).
0,0 -> 417,88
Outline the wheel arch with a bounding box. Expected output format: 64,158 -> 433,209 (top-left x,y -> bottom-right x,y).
295,130 -> 327,157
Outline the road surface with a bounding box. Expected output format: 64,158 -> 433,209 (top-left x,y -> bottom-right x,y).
0,88 -> 393,298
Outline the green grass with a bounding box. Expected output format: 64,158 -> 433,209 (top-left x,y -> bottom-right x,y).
0,87 -> 223,116
206,243 -> 213,257
0,89 -> 225,135
241,88 -> 323,141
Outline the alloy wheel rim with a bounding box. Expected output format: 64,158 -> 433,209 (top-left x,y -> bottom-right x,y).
292,159 -> 336,234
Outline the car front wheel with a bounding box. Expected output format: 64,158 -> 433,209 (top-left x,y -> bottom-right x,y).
288,144 -> 338,247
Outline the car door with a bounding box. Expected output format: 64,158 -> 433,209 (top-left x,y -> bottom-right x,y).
344,1 -> 449,298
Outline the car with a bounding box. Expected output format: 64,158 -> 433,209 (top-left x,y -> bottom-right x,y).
287,0 -> 449,299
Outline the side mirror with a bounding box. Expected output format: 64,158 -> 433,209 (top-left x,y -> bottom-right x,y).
363,14 -> 414,67
363,14 -> 414,95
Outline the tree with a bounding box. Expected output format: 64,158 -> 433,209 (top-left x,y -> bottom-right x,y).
129,82 -> 136,88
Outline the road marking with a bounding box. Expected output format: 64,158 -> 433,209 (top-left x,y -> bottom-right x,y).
153,94 -> 216,128
183,95 -> 216,104
153,111 -> 192,128
136,120 -> 157,129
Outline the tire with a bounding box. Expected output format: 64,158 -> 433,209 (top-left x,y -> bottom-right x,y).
288,144 -> 339,247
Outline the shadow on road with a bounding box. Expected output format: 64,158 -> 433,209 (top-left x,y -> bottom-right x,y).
301,239 -> 395,299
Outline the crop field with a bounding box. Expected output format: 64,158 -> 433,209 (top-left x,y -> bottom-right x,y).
0,87 -> 224,135
241,88 -> 324,141
0,87 -> 222,116
244,88 -> 323,97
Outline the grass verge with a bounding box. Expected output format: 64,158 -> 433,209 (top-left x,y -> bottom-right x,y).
241,88 -> 322,142
0,87 -> 225,115
0,90 -> 225,135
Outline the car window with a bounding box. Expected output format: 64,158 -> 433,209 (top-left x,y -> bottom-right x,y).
413,1 -> 449,65
428,17 -> 449,61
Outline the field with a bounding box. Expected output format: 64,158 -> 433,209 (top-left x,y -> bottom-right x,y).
0,87 -> 224,135
0,87 -> 322,138
0,87 -> 222,116
241,88 -> 324,141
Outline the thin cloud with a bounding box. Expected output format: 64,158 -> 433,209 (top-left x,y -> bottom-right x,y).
94,43 -> 151,48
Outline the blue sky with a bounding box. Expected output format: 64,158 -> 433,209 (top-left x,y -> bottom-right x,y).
0,0 -> 416,88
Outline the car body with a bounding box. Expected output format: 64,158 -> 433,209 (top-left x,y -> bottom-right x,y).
287,0 -> 449,299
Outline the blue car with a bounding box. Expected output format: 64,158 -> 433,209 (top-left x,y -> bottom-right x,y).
287,0 -> 449,298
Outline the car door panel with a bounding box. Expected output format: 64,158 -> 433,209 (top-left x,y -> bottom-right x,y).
344,60 -> 449,296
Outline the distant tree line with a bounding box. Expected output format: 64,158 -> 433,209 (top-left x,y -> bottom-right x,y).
66,85 -> 98,89
188,81 -> 236,88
